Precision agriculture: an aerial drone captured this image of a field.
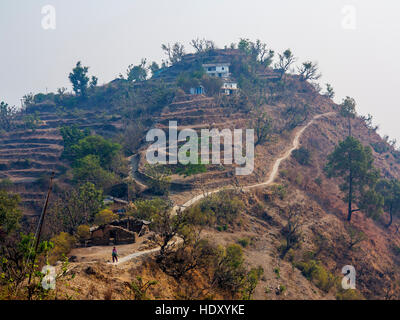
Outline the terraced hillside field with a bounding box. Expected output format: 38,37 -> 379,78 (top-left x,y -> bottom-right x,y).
0,109 -> 123,215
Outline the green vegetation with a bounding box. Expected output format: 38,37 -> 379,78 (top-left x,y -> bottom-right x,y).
144,164 -> 171,196
94,209 -> 118,226
60,126 -> 122,189
325,136 -> 382,221
68,61 -> 97,98
46,182 -> 103,234
237,238 -> 250,248
127,59 -> 148,82
0,190 -> 21,234
250,110 -> 273,146
0,101 -> 16,132
0,191 -> 69,299
271,184 -> 287,200
339,96 -> 356,136
292,147 -> 311,165
295,259 -> 336,293
129,198 -> 170,221
196,191 -> 244,228
376,179 -> 400,227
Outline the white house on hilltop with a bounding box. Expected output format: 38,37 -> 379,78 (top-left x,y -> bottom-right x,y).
201,62 -> 238,95
202,63 -> 230,78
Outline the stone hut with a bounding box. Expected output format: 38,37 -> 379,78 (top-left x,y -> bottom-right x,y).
87,218 -> 150,246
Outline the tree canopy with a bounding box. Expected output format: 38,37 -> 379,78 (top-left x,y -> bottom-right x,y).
325,136 -> 382,221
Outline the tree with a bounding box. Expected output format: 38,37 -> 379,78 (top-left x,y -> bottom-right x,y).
325,83 -> 335,99
76,225 -> 91,241
298,61 -> 321,81
144,164 -> 171,196
130,198 -> 170,221
376,179 -> 400,227
213,244 -> 246,295
325,136 -> 381,221
47,182 -> 103,234
242,266 -> 264,300
127,59 -> 148,82
275,49 -> 296,80
161,42 -> 185,66
281,204 -> 303,255
292,147 -> 311,165
201,75 -> 222,96
67,135 -> 122,169
149,203 -> 185,260
94,209 -> 118,226
0,190 -> 21,235
340,96 -> 356,137
89,76 -> 98,88
281,102 -> 310,131
68,61 -> 90,97
190,38 -> 216,53
72,154 -> 118,189
149,61 -> 160,76
0,101 -> 16,132
345,225 -> 367,250
60,125 -> 90,160
250,111 -> 273,146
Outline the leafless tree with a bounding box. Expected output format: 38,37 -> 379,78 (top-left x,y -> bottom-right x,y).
190,38 -> 216,53
281,203 -> 303,255
161,42 -> 185,65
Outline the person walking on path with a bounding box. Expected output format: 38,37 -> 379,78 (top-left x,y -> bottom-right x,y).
112,247 -> 119,263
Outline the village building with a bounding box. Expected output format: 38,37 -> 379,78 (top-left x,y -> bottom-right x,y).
202,62 -> 238,96
86,217 -> 151,246
202,63 -> 231,78
189,85 -> 205,95
221,80 -> 238,95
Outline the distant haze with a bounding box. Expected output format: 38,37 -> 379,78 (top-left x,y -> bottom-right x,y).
1,0 -> 399,141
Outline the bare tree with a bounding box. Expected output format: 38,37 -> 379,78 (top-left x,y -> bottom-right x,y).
250,110 -> 273,146
345,225 -> 367,250
324,83 -> 335,99
281,203 -> 303,256
161,42 -> 185,65
190,38 -> 216,53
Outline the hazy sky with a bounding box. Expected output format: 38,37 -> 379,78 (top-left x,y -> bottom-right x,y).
1,0 -> 399,141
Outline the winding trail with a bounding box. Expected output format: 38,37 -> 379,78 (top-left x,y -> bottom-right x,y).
114,112 -> 334,265
173,112 -> 334,212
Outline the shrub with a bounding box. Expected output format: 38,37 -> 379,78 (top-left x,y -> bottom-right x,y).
73,155 -> 118,189
273,267 -> 281,279
76,225 -> 91,241
371,142 -> 389,154
292,147 -> 311,165
0,178 -> 13,190
295,259 -> 336,292
336,289 -> 364,300
271,184 -> 287,200
214,244 -> 246,294
94,209 -> 118,226
130,198 -> 170,221
237,238 -> 250,248
49,232 -> 76,264
198,191 -> 244,227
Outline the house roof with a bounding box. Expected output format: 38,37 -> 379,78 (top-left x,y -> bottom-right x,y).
202,63 -> 231,67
